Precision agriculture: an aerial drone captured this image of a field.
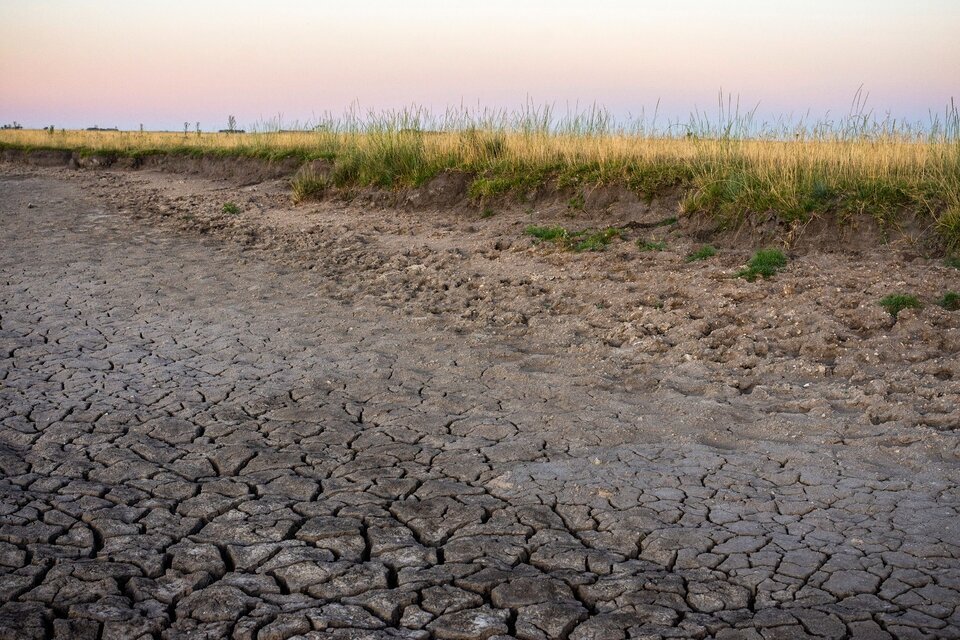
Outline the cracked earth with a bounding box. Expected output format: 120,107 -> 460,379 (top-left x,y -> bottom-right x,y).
1,168 -> 959,639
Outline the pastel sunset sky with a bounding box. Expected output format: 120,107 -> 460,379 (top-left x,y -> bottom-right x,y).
1,0 -> 958,130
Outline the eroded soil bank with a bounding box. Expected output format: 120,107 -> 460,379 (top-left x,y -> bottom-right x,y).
1,163 -> 959,638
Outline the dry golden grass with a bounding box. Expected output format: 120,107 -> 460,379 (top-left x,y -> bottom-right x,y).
0,127 -> 948,170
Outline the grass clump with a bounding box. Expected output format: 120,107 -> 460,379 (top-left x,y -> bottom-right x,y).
879,293 -> 922,318
525,225 -> 620,252
686,245 -> 717,262
468,164 -> 554,201
525,225 -> 569,242
638,240 -> 667,251
736,249 -> 787,281
222,202 -> 240,214
571,228 -> 619,252
939,292 -> 960,311
468,176 -> 515,200
938,206 -> 960,253
567,193 -> 585,211
291,172 -> 329,203
945,256 -> 960,269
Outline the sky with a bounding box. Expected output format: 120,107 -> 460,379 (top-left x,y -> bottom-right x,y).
1,0 -> 958,131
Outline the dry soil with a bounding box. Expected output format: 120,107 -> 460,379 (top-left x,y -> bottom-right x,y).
1,163 -> 959,639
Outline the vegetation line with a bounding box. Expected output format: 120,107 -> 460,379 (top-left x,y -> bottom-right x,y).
2,102 -> 959,249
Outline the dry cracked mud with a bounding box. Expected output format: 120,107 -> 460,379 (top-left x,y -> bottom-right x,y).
1,166 -> 959,639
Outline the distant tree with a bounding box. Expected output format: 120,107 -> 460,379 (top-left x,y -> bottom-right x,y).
139,123 -> 144,134
196,121 -> 201,136
184,122 -> 189,135
227,115 -> 237,132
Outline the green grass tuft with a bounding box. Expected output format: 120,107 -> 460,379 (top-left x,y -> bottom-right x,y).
945,256 -> 960,269
939,291 -> 960,311
222,202 -> 240,214
525,225 -> 620,252
638,240 -> 667,251
736,249 -> 788,281
567,193 -> 585,211
469,177 -> 515,200
571,228 -> 619,252
686,245 -> 717,262
525,225 -> 569,242
937,206 -> 960,253
879,293 -> 922,318
291,172 -> 328,203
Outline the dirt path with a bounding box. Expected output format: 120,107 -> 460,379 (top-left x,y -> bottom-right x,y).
1,169 -> 959,638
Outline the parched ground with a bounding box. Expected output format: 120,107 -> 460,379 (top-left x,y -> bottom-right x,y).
1,165 -> 959,639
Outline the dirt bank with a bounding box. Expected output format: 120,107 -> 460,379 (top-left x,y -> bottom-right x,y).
2,146 -> 946,253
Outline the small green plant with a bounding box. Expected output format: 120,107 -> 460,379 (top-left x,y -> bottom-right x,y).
879,293 -> 922,318
686,245 -> 717,262
526,225 -> 569,242
572,228 -> 619,252
481,207 -> 496,218
638,239 -> 667,251
736,249 -> 787,281
945,256 -> 960,269
567,193 -> 585,211
525,225 -> 619,252
939,292 -> 960,311
222,202 -> 240,215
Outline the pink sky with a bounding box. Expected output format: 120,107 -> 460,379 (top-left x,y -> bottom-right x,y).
1,0 -> 958,130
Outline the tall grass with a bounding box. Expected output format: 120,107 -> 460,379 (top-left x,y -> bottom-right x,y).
2,98 -> 958,248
